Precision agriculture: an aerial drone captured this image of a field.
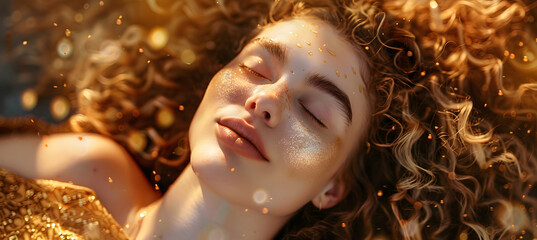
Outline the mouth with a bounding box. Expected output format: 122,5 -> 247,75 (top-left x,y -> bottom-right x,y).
215,117 -> 269,162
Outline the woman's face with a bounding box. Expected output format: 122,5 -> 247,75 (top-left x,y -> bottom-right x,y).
189,17 -> 371,216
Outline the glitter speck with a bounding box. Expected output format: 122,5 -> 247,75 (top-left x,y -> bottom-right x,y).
341,223 -> 347,228
335,70 -> 340,77
290,69 -> 294,74
308,51 -> 313,56
108,177 -> 113,183
523,56 -> 528,62
327,48 -> 336,56
65,29 -> 71,37
78,136 -> 83,141
178,105 -> 185,111
139,212 -> 145,218
305,41 -> 311,45
364,46 -> 370,50
21,88 -> 37,111
22,41 -> 28,45
230,168 -> 235,172
498,90 -> 504,96
407,51 -> 413,57
148,27 -> 169,50
99,1 -> 104,6
421,71 -> 426,76
139,48 -> 144,53
377,190 -> 383,197
87,35 -> 92,39
262,208 -> 269,214
296,43 -> 303,48
53,22 -> 58,27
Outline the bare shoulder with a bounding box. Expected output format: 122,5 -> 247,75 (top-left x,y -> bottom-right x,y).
0,133 -> 160,225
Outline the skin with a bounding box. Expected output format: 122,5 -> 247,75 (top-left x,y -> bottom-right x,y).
0,17 -> 371,240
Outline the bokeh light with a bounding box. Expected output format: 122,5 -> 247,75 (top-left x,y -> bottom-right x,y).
127,131 -> 147,153
253,189 -> 268,204
57,38 -> 73,58
148,27 -> 169,50
156,108 -> 174,129
181,49 -> 196,65
20,88 -> 37,111
50,96 -> 70,120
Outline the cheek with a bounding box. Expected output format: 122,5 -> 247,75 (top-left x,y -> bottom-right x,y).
278,119 -> 340,178
208,69 -> 250,105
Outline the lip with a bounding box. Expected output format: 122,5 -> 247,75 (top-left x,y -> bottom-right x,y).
215,117 -> 269,162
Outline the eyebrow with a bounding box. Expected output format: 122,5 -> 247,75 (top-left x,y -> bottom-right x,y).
307,74 -> 353,125
250,38 -> 352,125
251,38 -> 288,66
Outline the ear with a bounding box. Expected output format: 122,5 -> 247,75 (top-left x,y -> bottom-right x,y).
311,178 -> 346,210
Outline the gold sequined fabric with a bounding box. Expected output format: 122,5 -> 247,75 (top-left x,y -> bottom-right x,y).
0,169 -> 129,240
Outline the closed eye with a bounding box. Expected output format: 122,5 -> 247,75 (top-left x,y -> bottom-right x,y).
299,101 -> 327,128
239,63 -> 269,80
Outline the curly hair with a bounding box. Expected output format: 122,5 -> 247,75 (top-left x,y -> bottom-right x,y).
3,0 -> 537,239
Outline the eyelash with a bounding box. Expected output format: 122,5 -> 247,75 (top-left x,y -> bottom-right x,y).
299,102 -> 327,128
239,63 -> 268,79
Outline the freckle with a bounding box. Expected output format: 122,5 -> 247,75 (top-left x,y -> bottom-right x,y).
308,51 -> 313,56
290,69 -> 294,74
344,74 -> 347,79
296,43 -> 303,48
336,70 -> 340,77
327,48 -> 336,56
318,48 -> 322,52
305,41 -> 311,46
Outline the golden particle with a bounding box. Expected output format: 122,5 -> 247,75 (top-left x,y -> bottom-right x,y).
65,29 -> 71,37
484,103 -> 488,107
519,41 -> 524,47
147,60 -> 151,63
435,62 -> 440,66
262,208 -> 269,214
318,47 -> 322,52
498,90 -> 503,96
407,51 -> 413,57
434,126 -> 439,129
377,190 -> 383,197
151,150 -> 158,158
181,49 -> 196,65
108,177 -> 113,183
139,48 -> 144,53
463,213 -> 467,217
21,88 -> 38,111
45,144 -> 48,147
310,29 -> 318,35
156,108 -> 175,129
296,43 -> 303,48
22,41 -> 27,45
427,134 -> 432,139
53,85 -> 58,88
87,34 -> 91,39
523,56 -> 528,62
352,67 -> 356,75
440,199 -> 444,204
53,22 -> 58,27
74,13 -> 83,23
155,184 -> 160,191
327,48 -> 336,56
364,46 -> 370,50
244,209 -> 248,212
308,51 -> 313,56
510,53 -> 515,59
490,206 -> 494,211
413,201 -> 422,210
116,19 -> 122,25
78,136 -> 83,141
341,223 -> 347,228
429,0 -> 439,9
290,69 -> 294,74
178,105 -> 185,111
336,70 -> 340,77
305,41 -> 311,46
148,27 -> 169,50
30,119 -> 34,123
230,168 -> 235,172
99,1 -> 104,6
448,172 -> 456,180
154,175 -> 161,182
504,50 -> 510,56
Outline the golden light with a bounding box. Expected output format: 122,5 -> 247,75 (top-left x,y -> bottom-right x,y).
181,49 -> 196,65
156,108 -> 174,128
74,13 -> 83,23
495,201 -> 529,232
127,131 -> 147,152
57,38 -> 73,58
253,189 -> 269,204
50,96 -> 70,120
429,0 -> 439,9
20,88 -> 37,111
148,27 -> 169,50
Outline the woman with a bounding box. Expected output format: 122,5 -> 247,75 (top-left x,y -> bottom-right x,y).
1,0 -> 536,239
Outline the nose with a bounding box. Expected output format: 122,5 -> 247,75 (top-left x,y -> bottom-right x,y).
245,88 -> 283,128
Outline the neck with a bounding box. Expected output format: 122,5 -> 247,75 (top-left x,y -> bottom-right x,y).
131,164 -> 290,240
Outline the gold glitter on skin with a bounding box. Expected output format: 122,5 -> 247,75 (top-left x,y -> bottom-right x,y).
296,43 -> 303,48
327,48 -> 336,56
308,51 -> 313,56
318,48 -> 323,52
336,70 -> 340,77
344,74 -> 347,79
305,41 -> 311,46
352,67 -> 356,75
290,69 -> 294,74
